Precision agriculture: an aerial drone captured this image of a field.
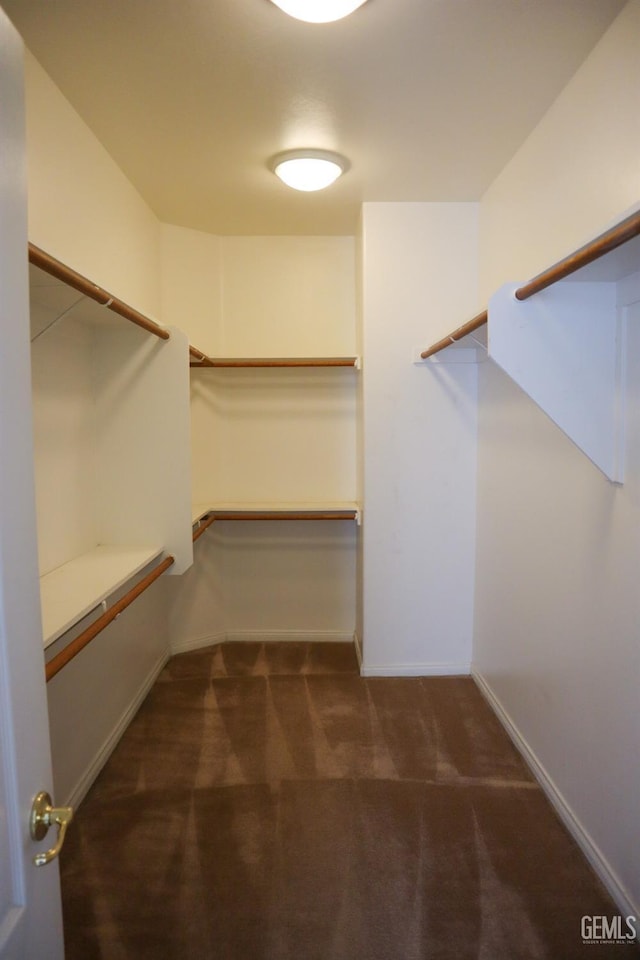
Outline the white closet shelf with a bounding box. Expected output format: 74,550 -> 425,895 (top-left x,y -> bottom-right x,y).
189,356 -> 359,368
40,544 -> 164,649
192,501 -> 360,523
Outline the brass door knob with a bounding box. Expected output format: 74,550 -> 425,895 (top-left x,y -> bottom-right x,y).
30,791 -> 74,867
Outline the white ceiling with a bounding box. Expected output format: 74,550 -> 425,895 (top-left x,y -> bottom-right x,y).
2,0 -> 627,235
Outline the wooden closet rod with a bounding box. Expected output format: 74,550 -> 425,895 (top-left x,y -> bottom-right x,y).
28,244 -> 170,341
45,555 -> 175,682
515,209 -> 640,301
420,310 -> 488,360
190,357 -> 358,368
212,510 -> 358,521
192,514 -> 216,542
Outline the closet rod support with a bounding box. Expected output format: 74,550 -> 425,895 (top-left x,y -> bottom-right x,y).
192,514 -> 216,542
420,310 -> 488,360
28,244 -> 170,341
189,345 -> 216,366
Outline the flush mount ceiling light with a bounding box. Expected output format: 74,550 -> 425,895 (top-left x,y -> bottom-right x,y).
270,149 -> 349,192
269,0 -> 368,23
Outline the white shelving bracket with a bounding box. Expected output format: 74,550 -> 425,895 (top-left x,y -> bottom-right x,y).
489,281 -> 626,483
412,345 -> 484,365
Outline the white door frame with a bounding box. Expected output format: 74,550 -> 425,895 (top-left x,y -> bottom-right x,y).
0,9 -> 65,958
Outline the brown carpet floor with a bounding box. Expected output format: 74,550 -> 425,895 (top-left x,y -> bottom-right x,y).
60,642 -> 638,959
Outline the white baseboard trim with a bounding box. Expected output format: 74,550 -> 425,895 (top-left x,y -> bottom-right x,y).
170,629 -> 355,656
64,648 -> 170,810
170,631 -> 226,655
361,661 -> 471,677
224,629 -> 354,644
473,669 -> 639,920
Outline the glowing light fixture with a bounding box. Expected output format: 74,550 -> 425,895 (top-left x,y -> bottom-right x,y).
270,149 -> 349,192
269,0 -> 368,24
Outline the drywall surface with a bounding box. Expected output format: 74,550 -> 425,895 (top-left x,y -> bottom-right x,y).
219,520 -> 356,642
190,367 -> 357,505
24,50 -> 161,319
46,577 -> 170,807
479,0 -> 640,301
160,224 -> 223,355
475,0 -> 640,914
161,229 -> 356,358
166,532 -> 226,654
360,202 -> 479,675
220,236 -> 356,356
31,317 -> 97,576
167,521 -> 356,654
474,325 -> 640,913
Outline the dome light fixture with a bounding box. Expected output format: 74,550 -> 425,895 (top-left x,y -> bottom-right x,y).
269,0 -> 368,24
270,149 -> 349,192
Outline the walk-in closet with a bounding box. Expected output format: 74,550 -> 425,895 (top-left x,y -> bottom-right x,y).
0,0 -> 639,957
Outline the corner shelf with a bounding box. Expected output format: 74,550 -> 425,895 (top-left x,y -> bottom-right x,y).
189,354 -> 359,369
192,501 -> 360,525
40,545 -> 163,649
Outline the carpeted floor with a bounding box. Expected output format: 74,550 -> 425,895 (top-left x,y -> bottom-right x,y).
60,642 -> 638,959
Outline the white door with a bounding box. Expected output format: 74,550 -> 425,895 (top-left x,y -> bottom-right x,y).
0,9 -> 65,959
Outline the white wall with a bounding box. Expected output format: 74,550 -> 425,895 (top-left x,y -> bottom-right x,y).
46,579 -> 170,806
31,307 -> 193,579
160,224 -> 223,354
475,0 -> 640,914
161,228 -> 356,356
168,518 -> 356,655
220,236 -> 355,356
360,203 -> 479,675
479,0 -> 640,300
220,520 -> 355,642
31,317 -> 97,576
24,50 -> 161,320
190,367 -> 357,506
166,532 -> 226,654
